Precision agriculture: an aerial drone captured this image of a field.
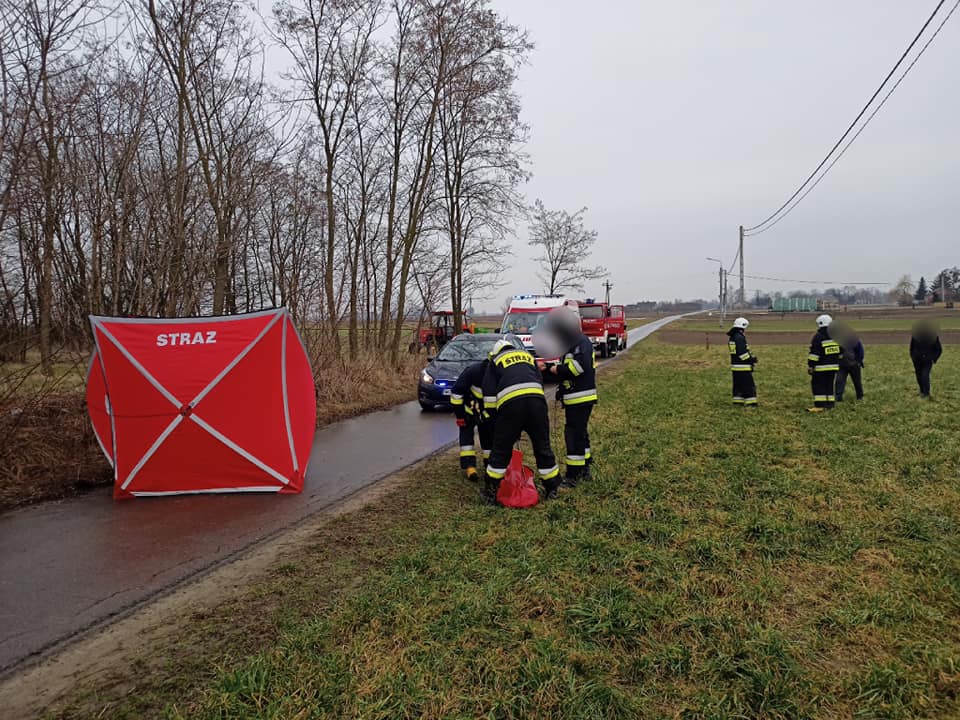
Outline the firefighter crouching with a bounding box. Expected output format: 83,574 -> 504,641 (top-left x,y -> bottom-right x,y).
481,339 -> 561,503
450,359 -> 493,481
727,317 -> 758,407
807,314 -> 840,411
538,308 -> 598,487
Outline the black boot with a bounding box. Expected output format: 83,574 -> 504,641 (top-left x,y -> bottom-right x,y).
543,477 -> 562,500
481,477 -> 500,506
562,465 -> 587,488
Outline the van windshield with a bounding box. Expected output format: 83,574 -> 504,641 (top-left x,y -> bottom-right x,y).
502,312 -> 547,334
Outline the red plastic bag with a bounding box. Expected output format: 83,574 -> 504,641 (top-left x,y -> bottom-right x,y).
496,448 -> 539,508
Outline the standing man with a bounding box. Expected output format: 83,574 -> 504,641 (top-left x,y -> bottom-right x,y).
450,359 -> 493,481
910,321 -> 943,399
727,317 -> 758,407
482,339 -> 561,503
538,308 -> 598,487
835,324 -> 865,402
807,314 -> 840,412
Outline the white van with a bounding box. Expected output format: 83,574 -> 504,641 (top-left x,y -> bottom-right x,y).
500,294 -> 580,356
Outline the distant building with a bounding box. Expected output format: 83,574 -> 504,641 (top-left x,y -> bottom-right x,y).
772,297 -> 817,312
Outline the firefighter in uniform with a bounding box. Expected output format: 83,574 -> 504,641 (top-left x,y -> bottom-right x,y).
482,339 -> 561,503
727,317 -> 758,407
450,360 -> 493,480
807,314 -> 840,411
539,309 -> 597,487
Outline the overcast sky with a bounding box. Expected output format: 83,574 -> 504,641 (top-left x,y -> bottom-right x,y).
484,0 -> 960,307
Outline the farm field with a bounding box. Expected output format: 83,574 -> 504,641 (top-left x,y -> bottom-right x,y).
680,309 -> 960,334
36,340 -> 960,720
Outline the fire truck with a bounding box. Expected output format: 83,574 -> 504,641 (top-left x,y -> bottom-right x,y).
500,294 -> 579,356
578,299 -> 627,357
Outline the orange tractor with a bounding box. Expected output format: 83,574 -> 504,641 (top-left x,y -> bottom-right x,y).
411,310 -> 474,353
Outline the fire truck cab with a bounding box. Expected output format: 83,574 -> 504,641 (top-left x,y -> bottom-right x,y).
579,300 -> 627,358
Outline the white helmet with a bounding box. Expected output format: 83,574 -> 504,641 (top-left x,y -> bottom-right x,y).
816,314 -> 833,328
733,317 -> 749,330
489,338 -> 514,357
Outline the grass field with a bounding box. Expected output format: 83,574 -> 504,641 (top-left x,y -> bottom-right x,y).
44,341 -> 960,719
680,312 -> 960,334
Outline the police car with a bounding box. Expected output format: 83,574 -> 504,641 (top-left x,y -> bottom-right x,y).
417,333 -> 524,410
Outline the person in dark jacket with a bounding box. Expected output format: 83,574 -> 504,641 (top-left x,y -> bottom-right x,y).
807,314 -> 840,411
727,317 -> 758,406
481,339 -> 560,503
538,308 -> 598,487
833,322 -> 865,402
450,360 -> 493,481
910,321 -> 943,398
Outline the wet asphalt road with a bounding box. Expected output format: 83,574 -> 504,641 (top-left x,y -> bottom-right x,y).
0,314 -> 685,676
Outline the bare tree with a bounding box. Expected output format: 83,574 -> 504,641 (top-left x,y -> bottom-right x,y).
437,2 -> 529,330
527,199 -> 606,295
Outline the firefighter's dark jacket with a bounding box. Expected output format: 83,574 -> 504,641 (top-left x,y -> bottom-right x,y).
450,360 -> 488,420
910,334 -> 943,364
554,334 -> 598,406
808,327 -> 841,371
482,347 -> 545,410
727,328 -> 756,372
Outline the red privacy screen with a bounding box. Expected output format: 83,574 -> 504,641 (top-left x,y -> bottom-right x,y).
86,308 -> 316,499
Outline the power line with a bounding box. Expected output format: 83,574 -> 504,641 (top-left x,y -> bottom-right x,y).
744,274 -> 888,286
743,0 -> 949,235
744,0 -> 960,237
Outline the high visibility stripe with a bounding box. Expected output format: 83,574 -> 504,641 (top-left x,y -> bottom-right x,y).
566,456 -> 587,466
459,447 -> 477,457
744,397 -> 758,405
486,465 -> 506,479
562,388 -> 598,406
739,352 -> 752,361
563,393 -> 598,406
465,406 -> 474,415
731,364 -> 752,371
481,450 -> 491,459
498,387 -> 544,407
733,398 -> 745,404
497,382 -> 544,406
539,465 -> 560,479
815,364 -> 839,371
808,354 -> 820,361
564,354 -> 584,376
813,395 -> 830,401
585,447 -> 592,459
728,343 -> 737,352
470,386 -> 483,399
484,395 -> 497,405
450,394 -> 464,405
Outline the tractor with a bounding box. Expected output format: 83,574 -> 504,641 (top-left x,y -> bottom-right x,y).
410,310 -> 473,353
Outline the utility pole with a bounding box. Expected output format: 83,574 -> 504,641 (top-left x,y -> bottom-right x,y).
738,225 -> 745,308
603,279 -> 613,306
723,270 -> 729,325
707,257 -> 725,326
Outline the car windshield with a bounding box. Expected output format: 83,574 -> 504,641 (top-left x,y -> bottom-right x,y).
579,306 -> 604,319
501,312 -> 548,334
436,336 -> 498,361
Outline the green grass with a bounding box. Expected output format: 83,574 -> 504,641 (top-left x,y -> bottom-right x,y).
48,342 -> 960,719
680,312 -> 960,333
